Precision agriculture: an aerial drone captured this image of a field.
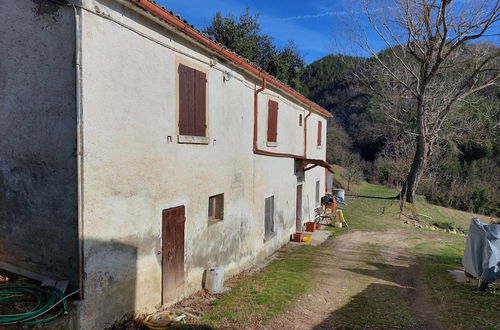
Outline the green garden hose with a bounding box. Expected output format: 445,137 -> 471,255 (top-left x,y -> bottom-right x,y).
0,285 -> 76,326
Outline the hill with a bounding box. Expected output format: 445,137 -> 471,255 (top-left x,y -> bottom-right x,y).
299,52 -> 500,217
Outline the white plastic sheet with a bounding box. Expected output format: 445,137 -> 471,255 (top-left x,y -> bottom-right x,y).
462,218 -> 500,284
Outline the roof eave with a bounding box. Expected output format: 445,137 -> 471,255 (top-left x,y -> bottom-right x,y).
122,0 -> 332,119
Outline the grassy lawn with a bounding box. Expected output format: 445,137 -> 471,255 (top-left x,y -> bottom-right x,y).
414,196 -> 496,231
416,239 -> 500,330
339,183 -> 406,232
342,181 -> 500,329
195,245 -> 319,328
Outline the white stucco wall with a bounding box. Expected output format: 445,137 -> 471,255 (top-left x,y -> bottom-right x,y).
77,0 -> 328,327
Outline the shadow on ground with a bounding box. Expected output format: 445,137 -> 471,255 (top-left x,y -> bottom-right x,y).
312,261 -> 442,330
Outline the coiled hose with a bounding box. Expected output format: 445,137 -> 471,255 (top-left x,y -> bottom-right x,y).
0,285 -> 75,326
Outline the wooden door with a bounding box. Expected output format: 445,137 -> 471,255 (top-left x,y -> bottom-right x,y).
162,206 -> 185,304
296,185 -> 302,232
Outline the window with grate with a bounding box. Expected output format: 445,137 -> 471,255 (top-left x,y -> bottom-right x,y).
264,196 -> 275,238
316,181 -> 320,205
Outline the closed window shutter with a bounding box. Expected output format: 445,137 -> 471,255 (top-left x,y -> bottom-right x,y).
267,100 -> 278,142
178,64 -> 195,136
317,120 -> 322,146
193,70 -> 207,137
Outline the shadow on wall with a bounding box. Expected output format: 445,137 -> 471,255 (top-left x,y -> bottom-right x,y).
312,261 -> 440,329
0,0 -> 78,290
0,161 -> 79,290
79,239 -> 137,329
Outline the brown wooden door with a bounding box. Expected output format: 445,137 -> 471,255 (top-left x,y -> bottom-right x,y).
162,206 -> 185,304
296,185 -> 302,232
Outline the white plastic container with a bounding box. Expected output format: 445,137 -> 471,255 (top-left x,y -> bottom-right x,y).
205,268 -> 224,294
332,189 -> 345,200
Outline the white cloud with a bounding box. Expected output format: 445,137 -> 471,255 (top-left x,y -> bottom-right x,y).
262,7 -> 387,22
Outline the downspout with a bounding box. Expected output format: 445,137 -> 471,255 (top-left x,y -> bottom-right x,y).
253,77 -> 266,152
74,4 -> 84,299
304,104 -> 312,157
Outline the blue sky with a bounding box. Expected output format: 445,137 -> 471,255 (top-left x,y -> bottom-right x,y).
156,0 -> 384,64
156,0 -> 499,64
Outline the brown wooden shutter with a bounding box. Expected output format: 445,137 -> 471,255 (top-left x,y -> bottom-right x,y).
193,70 -> 207,137
178,64 -> 195,136
317,120 -> 322,146
267,100 -> 278,142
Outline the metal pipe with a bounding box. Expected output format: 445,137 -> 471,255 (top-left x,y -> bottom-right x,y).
304,104 -> 312,156
253,77 -> 266,150
73,4 -> 84,300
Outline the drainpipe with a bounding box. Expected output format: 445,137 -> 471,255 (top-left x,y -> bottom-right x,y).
253,77 -> 266,152
252,78 -> 308,159
74,4 -> 84,299
304,104 -> 312,157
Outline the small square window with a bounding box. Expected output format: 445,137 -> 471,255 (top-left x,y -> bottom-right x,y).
264,196 -> 275,238
208,193 -> 224,222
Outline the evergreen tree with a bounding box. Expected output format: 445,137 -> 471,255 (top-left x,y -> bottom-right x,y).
204,9 -> 304,87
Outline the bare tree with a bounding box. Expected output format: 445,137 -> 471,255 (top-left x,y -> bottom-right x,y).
352,0 -> 500,203
345,154 -> 365,191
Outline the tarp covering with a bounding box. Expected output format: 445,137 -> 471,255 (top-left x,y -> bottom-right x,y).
462,218 -> 500,284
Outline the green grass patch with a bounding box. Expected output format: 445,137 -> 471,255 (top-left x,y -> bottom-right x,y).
322,225 -> 350,239
328,227 -> 349,238
339,196 -> 404,232
428,220 -> 467,233
416,240 -> 500,329
326,282 -> 418,329
356,182 -> 399,198
430,221 -> 455,231
197,245 -> 318,327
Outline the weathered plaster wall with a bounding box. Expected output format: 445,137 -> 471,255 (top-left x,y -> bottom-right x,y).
0,0 -> 79,287
257,88 -> 305,155
76,0 -> 328,328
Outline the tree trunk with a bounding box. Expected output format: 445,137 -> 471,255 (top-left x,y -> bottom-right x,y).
401,135 -> 431,203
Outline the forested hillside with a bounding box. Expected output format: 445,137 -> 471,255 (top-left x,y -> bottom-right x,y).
298,53 -> 500,217
201,7 -> 499,217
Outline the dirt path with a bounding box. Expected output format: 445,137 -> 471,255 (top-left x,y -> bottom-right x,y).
258,230 -> 443,329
